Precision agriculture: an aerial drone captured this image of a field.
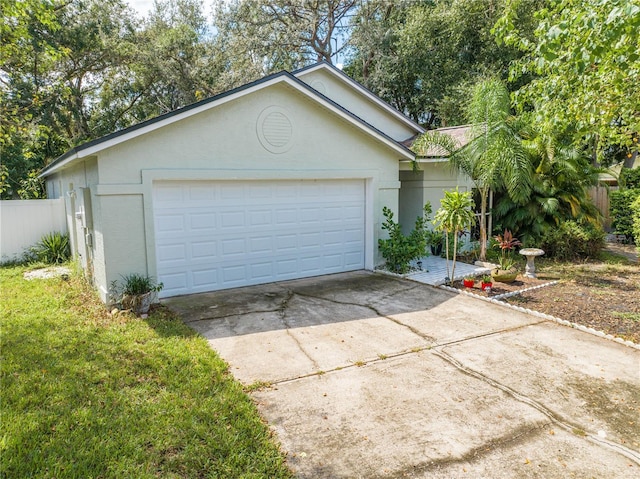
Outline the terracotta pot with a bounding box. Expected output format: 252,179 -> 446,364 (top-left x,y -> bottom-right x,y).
463,279 -> 475,288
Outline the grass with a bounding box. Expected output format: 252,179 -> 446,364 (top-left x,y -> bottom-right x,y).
612,311 -> 640,322
0,264 -> 292,479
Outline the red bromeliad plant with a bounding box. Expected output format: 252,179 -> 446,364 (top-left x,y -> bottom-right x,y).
494,229 -> 522,270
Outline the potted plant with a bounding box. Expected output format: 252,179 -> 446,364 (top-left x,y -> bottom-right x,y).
426,230 -> 444,256
463,276 -> 475,288
111,273 -> 163,315
492,229 -> 521,283
481,274 -> 493,292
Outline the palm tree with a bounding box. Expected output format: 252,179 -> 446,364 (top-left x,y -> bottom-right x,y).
433,188 -> 476,285
493,132 -> 601,243
413,79 -> 531,260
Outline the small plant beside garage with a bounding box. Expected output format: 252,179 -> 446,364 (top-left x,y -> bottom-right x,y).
378,203 -> 431,274
110,273 -> 163,315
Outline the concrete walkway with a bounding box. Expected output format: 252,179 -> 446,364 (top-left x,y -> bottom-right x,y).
405,255 -> 491,286
165,271 -> 640,478
605,242 -> 639,263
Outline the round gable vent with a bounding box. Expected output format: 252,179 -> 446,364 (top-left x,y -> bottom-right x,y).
257,106 -> 293,154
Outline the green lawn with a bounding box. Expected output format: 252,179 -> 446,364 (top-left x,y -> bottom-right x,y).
0,265 -> 292,478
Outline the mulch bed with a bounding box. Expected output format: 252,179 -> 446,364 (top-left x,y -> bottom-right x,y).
447,266 -> 640,345
449,275 -> 552,298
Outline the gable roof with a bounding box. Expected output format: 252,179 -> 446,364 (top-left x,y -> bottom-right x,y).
40,66 -> 416,178
294,61 -> 425,137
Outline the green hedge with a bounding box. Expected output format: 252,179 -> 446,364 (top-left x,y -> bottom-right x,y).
620,166 -> 640,189
610,188 -> 640,240
632,196 -> 640,250
540,220 -> 605,260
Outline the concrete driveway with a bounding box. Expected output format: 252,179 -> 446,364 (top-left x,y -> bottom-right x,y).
164,271 -> 640,478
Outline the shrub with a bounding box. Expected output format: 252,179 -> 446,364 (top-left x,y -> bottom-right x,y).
632,196 -> 640,250
610,188 -> 640,240
620,166 -> 640,189
113,273 -> 163,297
540,221 -> 605,260
31,231 -> 70,264
378,203 -> 431,274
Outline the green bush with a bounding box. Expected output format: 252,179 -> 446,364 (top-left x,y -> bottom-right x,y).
610,188 -> 640,240
632,196 -> 640,250
30,231 -> 70,264
620,166 -> 640,189
540,220 -> 605,260
378,204 -> 431,274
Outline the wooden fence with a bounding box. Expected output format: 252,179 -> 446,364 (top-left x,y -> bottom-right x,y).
0,199 -> 67,263
588,185 -> 618,231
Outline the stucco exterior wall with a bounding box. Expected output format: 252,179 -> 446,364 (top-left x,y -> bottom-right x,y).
296,69 -> 418,142
399,162 -> 474,236
44,158 -> 107,297
89,82 -> 402,301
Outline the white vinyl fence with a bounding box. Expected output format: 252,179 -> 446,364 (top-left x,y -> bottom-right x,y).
0,199 -> 67,263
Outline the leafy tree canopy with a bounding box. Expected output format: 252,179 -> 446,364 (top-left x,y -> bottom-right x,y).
495,0 -> 640,161
347,0 -> 543,126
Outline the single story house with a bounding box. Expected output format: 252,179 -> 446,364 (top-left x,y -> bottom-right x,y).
40,62 -> 472,301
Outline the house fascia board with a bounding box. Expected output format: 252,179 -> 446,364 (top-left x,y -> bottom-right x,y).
294,62 -> 425,135
41,69 -> 414,178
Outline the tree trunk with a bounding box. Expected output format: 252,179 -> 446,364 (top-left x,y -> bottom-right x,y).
450,233 -> 458,286
444,230 -> 450,281
479,187 -> 488,261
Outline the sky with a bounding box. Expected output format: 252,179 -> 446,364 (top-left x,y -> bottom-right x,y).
126,0 -> 155,17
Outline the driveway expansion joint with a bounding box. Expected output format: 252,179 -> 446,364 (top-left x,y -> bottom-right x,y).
432,319 -> 549,349
431,348 -> 640,465
257,345 -> 435,387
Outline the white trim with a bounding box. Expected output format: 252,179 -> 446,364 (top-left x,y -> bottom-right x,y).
42,73 -> 415,177
295,63 -> 425,135
139,168 -> 384,282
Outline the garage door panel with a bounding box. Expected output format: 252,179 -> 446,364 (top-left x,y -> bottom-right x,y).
154,180 -> 365,297
156,214 -> 185,234
192,268 -> 217,287
220,238 -> 246,256
157,243 -> 187,263
249,236 -> 273,254
249,210 -> 273,226
191,241 -> 216,260
250,262 -> 274,280
345,251 -> 365,267
190,213 -> 216,230
220,211 -> 245,228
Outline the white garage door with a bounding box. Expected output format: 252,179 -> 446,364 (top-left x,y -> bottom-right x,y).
153,179 -> 365,297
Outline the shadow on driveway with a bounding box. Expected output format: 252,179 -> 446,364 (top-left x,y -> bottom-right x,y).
163,270 -> 640,478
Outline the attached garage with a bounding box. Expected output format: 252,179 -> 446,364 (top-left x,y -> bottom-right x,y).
153,179 -> 366,297
40,62 -> 425,303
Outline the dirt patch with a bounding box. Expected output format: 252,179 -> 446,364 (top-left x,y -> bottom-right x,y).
449,258 -> 640,345
568,377 -> 640,450
23,266 -> 72,280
